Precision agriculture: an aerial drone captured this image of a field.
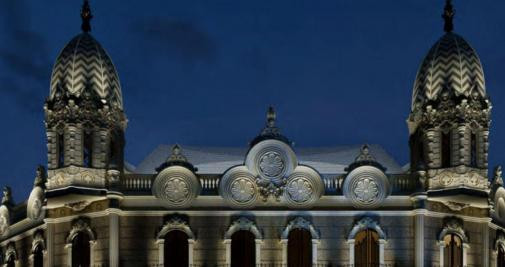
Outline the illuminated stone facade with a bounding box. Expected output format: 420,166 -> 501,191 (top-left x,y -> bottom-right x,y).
1,1 -> 505,267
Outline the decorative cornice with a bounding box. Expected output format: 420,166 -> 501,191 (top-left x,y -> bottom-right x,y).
225,217 -> 262,239
348,217 -> 386,240
66,217 -> 96,244
156,216 -> 195,240
438,217 -> 468,243
281,217 -> 320,239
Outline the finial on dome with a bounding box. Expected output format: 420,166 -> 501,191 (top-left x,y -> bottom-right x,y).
442,0 -> 455,33
266,106 -> 276,127
81,0 -> 93,33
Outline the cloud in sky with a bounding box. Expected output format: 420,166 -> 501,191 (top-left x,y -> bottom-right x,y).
132,18 -> 217,64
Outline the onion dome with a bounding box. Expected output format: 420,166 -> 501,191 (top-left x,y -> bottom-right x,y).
411,33 -> 485,110
407,0 -> 491,135
48,0 -> 123,110
250,106 -> 292,148
44,0 -> 126,130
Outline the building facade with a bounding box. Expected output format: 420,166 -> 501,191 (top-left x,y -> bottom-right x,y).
1,1 -> 505,267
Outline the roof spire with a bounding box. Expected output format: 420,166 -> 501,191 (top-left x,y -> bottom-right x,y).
81,0 -> 93,33
442,0 -> 455,33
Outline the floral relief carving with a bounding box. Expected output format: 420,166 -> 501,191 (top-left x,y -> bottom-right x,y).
231,178 -> 255,203
287,178 -> 313,203
259,151 -> 285,178
353,178 -> 379,203
163,177 -> 189,203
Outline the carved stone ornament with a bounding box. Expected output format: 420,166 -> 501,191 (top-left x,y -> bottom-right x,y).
27,186 -> 45,220
64,200 -> 92,212
47,166 -> 106,190
259,151 -> 285,178
343,166 -> 390,209
438,217 -> 468,243
283,166 -> 324,208
66,217 -> 96,244
281,217 -> 320,239
157,217 -> 195,240
0,205 -> 9,236
32,231 -> 46,253
427,167 -> 488,190
152,166 -> 200,208
224,217 -> 262,239
348,217 -> 387,240
219,166 -> 258,208
245,139 -> 297,200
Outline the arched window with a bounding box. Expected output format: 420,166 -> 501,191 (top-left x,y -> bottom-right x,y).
347,217 -> 386,267
6,255 -> 15,267
71,232 -> 90,267
288,228 -> 312,267
498,245 -> 505,267
33,244 -> 44,267
441,131 -> 451,168
58,133 -> 65,168
470,132 -> 477,167
355,229 -> 380,267
231,230 -> 256,267
164,230 -> 188,267
443,233 -> 463,267
83,132 -> 93,167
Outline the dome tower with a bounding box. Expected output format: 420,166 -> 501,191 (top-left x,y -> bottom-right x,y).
44,0 -> 127,191
408,0 -> 491,192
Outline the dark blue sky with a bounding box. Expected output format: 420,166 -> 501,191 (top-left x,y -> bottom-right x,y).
1,0 -> 504,201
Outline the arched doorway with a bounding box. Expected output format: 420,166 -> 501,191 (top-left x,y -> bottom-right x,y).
231,230 -> 256,267
33,244 -> 44,267
354,229 -> 379,267
72,232 -> 90,267
164,230 -> 189,267
288,228 -> 312,267
443,233 -> 463,267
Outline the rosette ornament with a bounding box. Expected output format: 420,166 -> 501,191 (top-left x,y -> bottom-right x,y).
152,145 -> 201,208
343,145 -> 390,209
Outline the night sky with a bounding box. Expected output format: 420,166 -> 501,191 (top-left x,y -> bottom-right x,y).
1,0 -> 504,201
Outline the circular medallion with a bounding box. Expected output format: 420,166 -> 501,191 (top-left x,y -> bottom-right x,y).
162,177 -> 189,203
353,178 -> 379,203
439,173 -> 453,186
283,166 -> 324,208
343,166 -> 389,208
259,151 -> 285,178
286,178 -> 313,203
152,166 -> 200,208
231,178 -> 255,203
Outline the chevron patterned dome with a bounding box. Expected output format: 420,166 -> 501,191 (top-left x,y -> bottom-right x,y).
49,33 -> 123,109
411,33 -> 485,110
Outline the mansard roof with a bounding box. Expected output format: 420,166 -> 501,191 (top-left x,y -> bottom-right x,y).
135,144 -> 404,175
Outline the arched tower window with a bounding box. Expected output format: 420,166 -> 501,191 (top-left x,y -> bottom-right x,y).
58,133 -> 65,168
6,256 -> 15,267
443,233 -> 463,267
355,229 -> 380,267
164,230 -> 188,267
72,232 -> 90,267
83,132 -> 93,167
288,228 -> 312,267
441,131 -> 451,168
498,245 -> 505,267
231,230 -> 256,267
470,132 -> 477,167
33,244 -> 44,267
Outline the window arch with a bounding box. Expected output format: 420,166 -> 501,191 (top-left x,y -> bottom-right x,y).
4,242 -> 17,267
470,132 -> 478,167
224,217 -> 262,267
280,217 -> 320,266
83,131 -> 93,168
441,130 -> 451,168
347,217 -> 387,267
494,231 -> 505,267
438,218 -> 468,267
65,218 -> 96,267
31,231 -> 46,267
156,217 -> 196,267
